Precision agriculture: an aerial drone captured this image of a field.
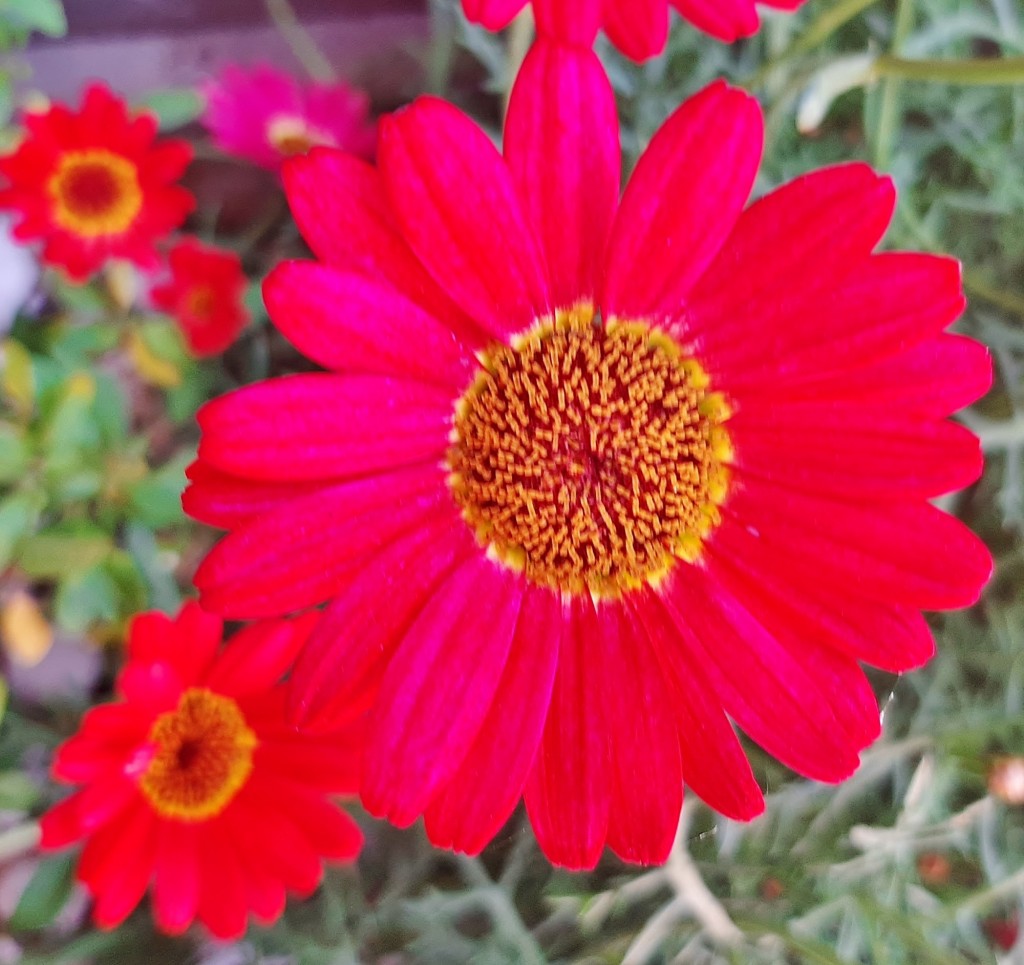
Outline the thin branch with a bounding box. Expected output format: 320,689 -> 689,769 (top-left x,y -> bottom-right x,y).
264,0 -> 337,82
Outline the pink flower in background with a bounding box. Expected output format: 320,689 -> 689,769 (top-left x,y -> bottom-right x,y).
464,0 -> 807,61
202,64 -> 377,172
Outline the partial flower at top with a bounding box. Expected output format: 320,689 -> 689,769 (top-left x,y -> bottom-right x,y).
151,238 -> 250,357
0,85 -> 194,282
202,64 -> 377,172
464,0 -> 806,60
184,40 -> 992,870
40,602 -> 364,939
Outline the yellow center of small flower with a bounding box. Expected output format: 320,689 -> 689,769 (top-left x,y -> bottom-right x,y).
448,305 -> 733,597
48,149 -> 143,238
138,688 -> 257,821
266,116 -> 333,156
186,285 -> 217,321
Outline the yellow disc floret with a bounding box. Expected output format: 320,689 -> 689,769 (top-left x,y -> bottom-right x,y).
48,149 -> 143,237
448,304 -> 733,597
139,688 -> 257,821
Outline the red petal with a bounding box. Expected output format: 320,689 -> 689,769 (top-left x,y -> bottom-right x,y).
290,513 -> 478,729
670,0 -> 760,40
194,467 -> 451,618
264,260 -> 475,390
195,825 -> 249,941
362,555 -> 524,826
153,822 -> 200,935
524,595 -> 611,870
686,164 -> 895,354
281,149 -> 484,346
625,592 -> 764,821
600,603 -> 682,865
531,0 -> 601,46
659,569 -> 866,782
380,97 -> 550,339
462,0 -> 528,30
603,82 -> 762,319
197,374 -> 452,482
504,40 -> 619,307
720,483 -> 993,610
204,614 -> 316,696
88,806 -> 158,930
424,585 -> 560,855
731,412 -> 984,501
603,0 -> 669,61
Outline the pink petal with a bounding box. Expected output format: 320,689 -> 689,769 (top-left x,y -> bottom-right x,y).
282,149 -> 484,347
706,253 -> 965,384
748,334 -> 991,418
602,81 -> 762,319
380,97 -> 550,339
194,466 -> 451,618
197,374 -> 452,482
670,0 -> 760,40
504,40 -> 619,307
153,822 -> 200,935
719,482 -> 993,610
424,585 -> 561,855
183,460 -> 328,530
709,544 -> 935,671
600,603 -> 682,866
659,569 -> 867,782
625,592 -> 764,821
362,555 -> 524,826
531,0 -> 601,45
524,595 -> 612,870
731,411 -> 984,501
462,0 -> 528,29
603,0 -> 669,61
686,164 -> 896,355
289,512 -> 478,729
264,261 -> 475,390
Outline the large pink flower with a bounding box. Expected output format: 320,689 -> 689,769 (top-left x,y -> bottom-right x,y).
464,0 -> 807,60
185,41 -> 991,869
202,64 -> 376,172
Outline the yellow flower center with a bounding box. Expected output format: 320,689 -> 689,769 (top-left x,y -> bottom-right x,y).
138,688 -> 257,821
48,149 -> 144,238
266,116 -> 333,156
448,305 -> 733,597
186,284 -> 217,321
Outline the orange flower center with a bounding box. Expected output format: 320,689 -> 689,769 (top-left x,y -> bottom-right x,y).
266,116 -> 333,157
48,149 -> 144,238
448,305 -> 733,597
138,688 -> 257,821
186,284 -> 217,321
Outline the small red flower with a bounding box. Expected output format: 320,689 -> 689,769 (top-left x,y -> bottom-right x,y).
0,84 -> 194,281
40,602 -> 364,939
185,43 -> 991,870
464,0 -> 806,60
202,64 -> 377,172
151,238 -> 249,357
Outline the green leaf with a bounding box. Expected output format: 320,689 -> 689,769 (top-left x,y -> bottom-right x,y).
0,770 -> 38,810
0,0 -> 66,39
139,88 -> 204,130
130,452 -> 190,529
54,565 -> 119,632
9,853 -> 74,931
0,423 -> 29,482
18,530 -> 113,579
0,491 -> 44,568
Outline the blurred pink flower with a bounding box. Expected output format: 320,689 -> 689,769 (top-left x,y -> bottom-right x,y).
202,64 -> 376,172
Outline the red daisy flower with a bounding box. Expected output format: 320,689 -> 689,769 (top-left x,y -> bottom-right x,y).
184,42 -> 992,869
0,84 -> 194,281
39,602 -> 364,938
202,64 -> 377,172
464,0 -> 806,60
151,238 -> 250,357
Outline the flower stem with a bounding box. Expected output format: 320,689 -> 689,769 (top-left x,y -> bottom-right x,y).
264,0 -> 337,83
872,54 -> 1024,84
